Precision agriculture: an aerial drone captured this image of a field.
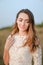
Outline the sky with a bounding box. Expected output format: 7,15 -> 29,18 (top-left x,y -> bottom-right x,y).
0,0 -> 43,28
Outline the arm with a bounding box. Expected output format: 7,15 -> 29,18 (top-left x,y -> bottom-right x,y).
3,48 -> 9,65
32,45 -> 42,65
3,35 -> 14,65
3,35 -> 11,65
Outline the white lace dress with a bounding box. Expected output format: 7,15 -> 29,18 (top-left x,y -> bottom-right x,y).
8,33 -> 42,65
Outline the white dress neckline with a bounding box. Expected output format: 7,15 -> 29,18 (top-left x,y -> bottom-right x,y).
15,33 -> 28,38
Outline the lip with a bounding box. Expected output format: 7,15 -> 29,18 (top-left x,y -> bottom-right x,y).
20,26 -> 25,29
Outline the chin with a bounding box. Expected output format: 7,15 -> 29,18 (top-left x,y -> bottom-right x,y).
19,28 -> 26,31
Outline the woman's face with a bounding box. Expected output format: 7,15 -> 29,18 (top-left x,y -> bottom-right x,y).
17,13 -> 30,32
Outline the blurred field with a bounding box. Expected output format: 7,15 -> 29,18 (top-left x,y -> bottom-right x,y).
0,26 -> 43,65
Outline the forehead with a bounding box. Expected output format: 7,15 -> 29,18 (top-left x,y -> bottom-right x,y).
18,13 -> 29,19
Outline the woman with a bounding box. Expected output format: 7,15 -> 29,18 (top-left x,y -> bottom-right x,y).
3,9 -> 42,65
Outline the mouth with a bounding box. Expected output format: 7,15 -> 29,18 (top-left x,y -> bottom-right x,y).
20,26 -> 25,29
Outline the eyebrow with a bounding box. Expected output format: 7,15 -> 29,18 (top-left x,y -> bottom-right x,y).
18,18 -> 29,20
18,18 -> 23,20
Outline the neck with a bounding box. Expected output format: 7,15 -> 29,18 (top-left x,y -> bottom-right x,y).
19,30 -> 28,36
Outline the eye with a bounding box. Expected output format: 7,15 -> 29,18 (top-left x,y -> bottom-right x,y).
25,20 -> 29,23
25,21 -> 29,23
26,21 -> 29,23
19,19 -> 22,22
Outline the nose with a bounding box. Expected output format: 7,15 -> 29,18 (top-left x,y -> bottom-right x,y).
22,21 -> 25,26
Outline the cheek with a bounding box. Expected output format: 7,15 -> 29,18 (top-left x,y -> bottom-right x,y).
17,21 -> 21,27
25,23 -> 30,28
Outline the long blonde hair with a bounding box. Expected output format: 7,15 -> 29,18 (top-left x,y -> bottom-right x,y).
10,9 -> 39,52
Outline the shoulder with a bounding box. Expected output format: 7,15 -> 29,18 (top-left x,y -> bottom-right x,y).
32,44 -> 42,56
4,35 -> 11,48
36,45 -> 42,53
6,33 -> 18,41
35,35 -> 40,46
6,34 -> 11,41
